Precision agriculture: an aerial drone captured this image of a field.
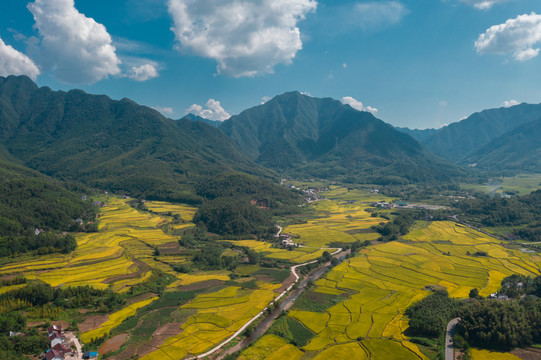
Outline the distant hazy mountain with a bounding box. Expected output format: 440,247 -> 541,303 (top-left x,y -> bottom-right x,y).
0,75 -> 268,203
423,103 -> 541,163
181,113 -> 222,128
464,118 -> 541,172
220,92 -> 460,183
396,127 -> 438,143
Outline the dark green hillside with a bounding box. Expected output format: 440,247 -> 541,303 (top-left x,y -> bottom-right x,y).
456,190 -> 541,242
464,118 -> 541,173
423,102 -> 541,163
192,172 -> 302,237
196,172 -> 301,206
221,92 -> 461,184
0,75 -> 270,203
0,155 -> 95,257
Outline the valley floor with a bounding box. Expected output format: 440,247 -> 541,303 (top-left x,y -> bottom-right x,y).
1,186 -> 539,360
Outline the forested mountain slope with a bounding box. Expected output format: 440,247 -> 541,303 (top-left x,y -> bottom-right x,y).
0,75 -> 269,203
464,118 -> 541,172
221,92 -> 461,184
423,103 -> 541,162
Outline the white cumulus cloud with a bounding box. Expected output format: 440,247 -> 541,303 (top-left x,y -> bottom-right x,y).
0,37 -> 40,80
475,12 -> 541,62
456,0 -> 509,10
341,96 -> 378,114
352,1 -> 409,29
128,64 -> 158,81
261,96 -> 271,104
187,99 -> 231,121
167,0 -> 317,77
502,99 -> 520,107
27,0 -> 121,84
152,106 -> 174,116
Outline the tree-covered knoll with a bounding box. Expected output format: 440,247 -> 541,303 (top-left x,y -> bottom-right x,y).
194,197 -> 275,237
0,281 -> 124,311
407,274 -> 541,357
196,172 -> 301,207
405,291 -> 462,338
0,155 -> 96,257
455,190 -> 541,241
457,299 -> 541,351
192,172 -> 302,237
373,211 -> 416,242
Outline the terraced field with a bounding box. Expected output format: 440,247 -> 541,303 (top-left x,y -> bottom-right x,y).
226,240 -> 329,264
0,198 -> 179,291
283,187 -> 391,248
241,203 -> 541,359
4,187 -> 539,359
0,196 -> 343,359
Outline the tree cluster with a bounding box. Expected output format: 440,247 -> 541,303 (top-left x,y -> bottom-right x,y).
405,291 -> 462,338
457,298 -> 541,351
456,190 -> 541,241
193,197 -> 275,238
0,282 -> 124,310
374,212 -> 415,241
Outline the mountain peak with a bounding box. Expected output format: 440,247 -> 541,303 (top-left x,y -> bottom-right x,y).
221,93 -> 459,183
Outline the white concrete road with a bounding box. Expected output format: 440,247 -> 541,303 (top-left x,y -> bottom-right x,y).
188,247 -> 342,360
446,317 -> 461,360
64,331 -> 83,360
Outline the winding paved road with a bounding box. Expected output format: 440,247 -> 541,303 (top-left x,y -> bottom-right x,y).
200,248 -> 349,360
446,317 -> 461,360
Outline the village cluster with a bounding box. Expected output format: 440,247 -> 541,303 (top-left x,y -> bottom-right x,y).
43,325 -> 95,360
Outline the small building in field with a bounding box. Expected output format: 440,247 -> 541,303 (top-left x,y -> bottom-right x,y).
83,351 -> 99,359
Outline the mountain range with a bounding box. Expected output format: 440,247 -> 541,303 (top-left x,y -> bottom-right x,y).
398,103 -> 541,172
0,75 -> 268,203
2,75 -> 541,204
220,92 -> 460,184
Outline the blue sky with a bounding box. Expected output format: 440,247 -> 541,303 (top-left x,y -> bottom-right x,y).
1,0 -> 541,129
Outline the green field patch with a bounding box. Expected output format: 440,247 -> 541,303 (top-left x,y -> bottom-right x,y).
235,264 -> 260,275
268,315 -> 316,347
292,290 -> 346,312
132,307 -> 178,337
253,268 -> 291,283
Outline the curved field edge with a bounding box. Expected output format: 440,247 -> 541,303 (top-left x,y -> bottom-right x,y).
240,221 -> 541,359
